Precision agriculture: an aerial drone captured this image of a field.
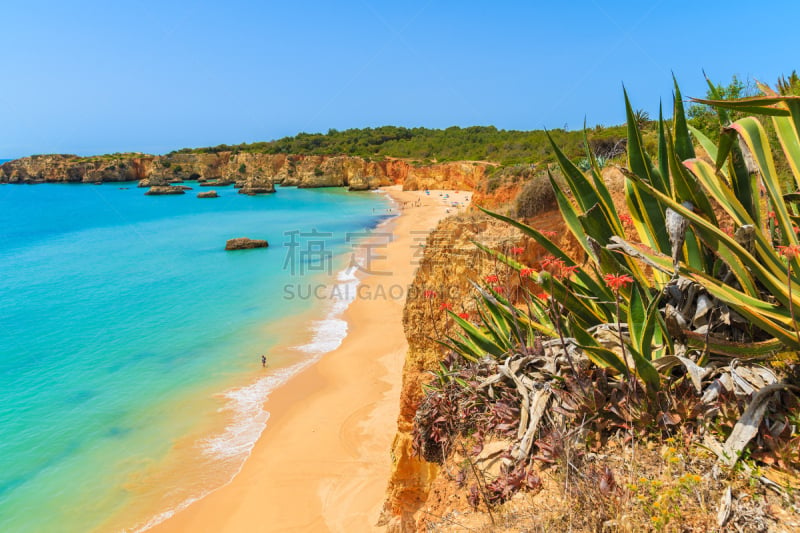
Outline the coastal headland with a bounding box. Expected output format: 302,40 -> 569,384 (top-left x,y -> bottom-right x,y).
0,153 -> 486,193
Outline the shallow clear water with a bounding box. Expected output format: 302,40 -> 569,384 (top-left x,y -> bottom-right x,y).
0,181 -> 389,532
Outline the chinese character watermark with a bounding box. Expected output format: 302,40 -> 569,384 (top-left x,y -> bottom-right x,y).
346,231 -> 393,276
283,229 -> 333,275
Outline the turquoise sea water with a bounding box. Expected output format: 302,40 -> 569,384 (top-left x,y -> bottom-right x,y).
0,181 -> 390,532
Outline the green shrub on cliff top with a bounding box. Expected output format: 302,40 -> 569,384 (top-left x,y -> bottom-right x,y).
170,124 -> 629,166
514,168 -> 566,219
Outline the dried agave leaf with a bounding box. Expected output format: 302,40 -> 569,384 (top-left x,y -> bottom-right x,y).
479,373 -> 505,389
729,364 -> 777,396
721,383 -> 798,466
693,294 -> 714,325
512,388 -> 551,462
701,374 -> 732,404
717,486 -> 732,527
665,303 -> 689,340
653,355 -> 709,393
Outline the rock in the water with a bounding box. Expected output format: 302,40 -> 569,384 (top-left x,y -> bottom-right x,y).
237,169 -> 276,195
197,190 -> 219,198
238,186 -> 275,195
225,237 -> 269,250
145,186 -> 185,195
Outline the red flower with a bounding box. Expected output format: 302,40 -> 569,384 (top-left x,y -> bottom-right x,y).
603,273 -> 634,291
423,290 -> 437,299
536,292 -> 549,300
540,230 -> 558,238
484,274 -> 499,283
768,211 -> 777,221
619,214 -> 633,226
561,265 -> 579,278
540,256 -> 559,268
778,244 -> 800,260
510,246 -> 525,256
541,256 -> 577,280
457,312 -> 470,320
493,285 -> 505,293
439,302 -> 453,310
520,267 -> 535,277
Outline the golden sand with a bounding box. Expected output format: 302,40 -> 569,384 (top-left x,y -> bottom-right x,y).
149,187 -> 468,532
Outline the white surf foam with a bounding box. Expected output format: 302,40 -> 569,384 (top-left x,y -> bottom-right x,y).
132,267 -> 366,531
133,202 -> 400,531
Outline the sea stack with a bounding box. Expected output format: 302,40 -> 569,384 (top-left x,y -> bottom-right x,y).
225,237 -> 269,250
145,185 -> 185,195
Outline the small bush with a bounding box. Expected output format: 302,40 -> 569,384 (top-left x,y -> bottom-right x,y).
514,170 -> 564,219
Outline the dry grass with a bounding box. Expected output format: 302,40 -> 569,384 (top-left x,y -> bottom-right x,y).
419,432 -> 795,532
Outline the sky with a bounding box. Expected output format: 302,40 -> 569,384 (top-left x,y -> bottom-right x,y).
1,0 -> 798,158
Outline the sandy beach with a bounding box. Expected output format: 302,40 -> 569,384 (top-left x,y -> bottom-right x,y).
150,187 -> 469,532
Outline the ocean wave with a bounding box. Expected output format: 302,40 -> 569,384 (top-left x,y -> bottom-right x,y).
128,495 -> 201,533
128,324 -> 347,533
131,262 -> 364,531
200,268 -> 359,461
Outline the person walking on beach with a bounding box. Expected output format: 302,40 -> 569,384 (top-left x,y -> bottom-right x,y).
261,355 -> 267,368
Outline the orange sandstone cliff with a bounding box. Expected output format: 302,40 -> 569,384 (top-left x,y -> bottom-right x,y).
378,167 -> 637,531
379,200 -> 582,530
0,153 -> 488,192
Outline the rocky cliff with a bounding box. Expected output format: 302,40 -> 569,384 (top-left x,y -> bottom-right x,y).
0,154 -> 154,183
379,204 -> 581,532
0,152 -> 489,193
377,212 -> 527,531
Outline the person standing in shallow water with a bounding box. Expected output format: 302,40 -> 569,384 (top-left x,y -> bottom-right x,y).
261,355 -> 267,368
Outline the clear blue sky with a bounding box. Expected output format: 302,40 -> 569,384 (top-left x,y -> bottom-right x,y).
1,0 -> 798,158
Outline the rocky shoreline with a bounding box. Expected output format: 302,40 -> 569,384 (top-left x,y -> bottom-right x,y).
0,152 -> 488,194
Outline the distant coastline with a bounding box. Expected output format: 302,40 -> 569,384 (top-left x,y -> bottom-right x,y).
0,152 -> 484,193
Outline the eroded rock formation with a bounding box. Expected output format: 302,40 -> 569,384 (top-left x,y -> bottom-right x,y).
144,185 -> 185,196
0,153 -> 489,193
237,167 -> 276,195
225,237 -> 269,250
0,154 -> 153,183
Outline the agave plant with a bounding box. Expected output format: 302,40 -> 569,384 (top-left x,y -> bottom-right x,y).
427,77 -> 800,478
623,83 -> 800,351
454,76 -> 800,389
